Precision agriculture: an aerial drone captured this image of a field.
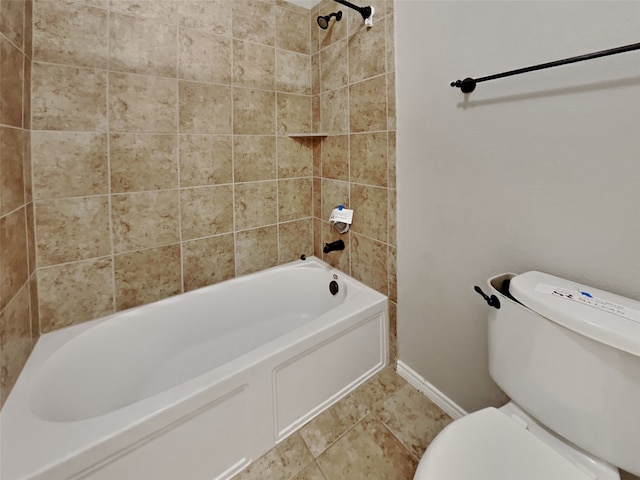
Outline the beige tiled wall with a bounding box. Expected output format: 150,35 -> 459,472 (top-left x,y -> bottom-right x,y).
311,0 -> 397,361
1,0 -> 35,407
1,0 -> 398,407
29,0 -> 315,333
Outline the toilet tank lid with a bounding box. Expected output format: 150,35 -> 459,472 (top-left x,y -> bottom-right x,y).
508,271 -> 640,358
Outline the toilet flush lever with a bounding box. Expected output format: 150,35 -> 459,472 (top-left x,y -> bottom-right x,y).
474,286 -> 501,309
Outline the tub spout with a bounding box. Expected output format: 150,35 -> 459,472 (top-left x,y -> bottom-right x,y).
323,240 -> 345,254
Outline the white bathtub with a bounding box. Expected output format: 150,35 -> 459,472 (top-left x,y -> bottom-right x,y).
0,256 -> 388,480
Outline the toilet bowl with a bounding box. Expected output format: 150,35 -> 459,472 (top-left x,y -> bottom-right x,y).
412,271 -> 640,480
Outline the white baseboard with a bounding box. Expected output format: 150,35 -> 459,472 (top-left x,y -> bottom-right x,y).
396,360 -> 467,420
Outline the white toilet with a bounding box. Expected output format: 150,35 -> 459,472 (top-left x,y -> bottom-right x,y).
414,270 -> 640,480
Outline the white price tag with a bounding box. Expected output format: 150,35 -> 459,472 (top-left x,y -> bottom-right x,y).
535,283 -> 640,323
328,207 -> 353,225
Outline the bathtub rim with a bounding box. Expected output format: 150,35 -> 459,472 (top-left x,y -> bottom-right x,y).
29,255 -> 365,366
0,256 -> 388,480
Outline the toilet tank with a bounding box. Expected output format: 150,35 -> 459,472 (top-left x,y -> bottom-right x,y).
486,271 -> 640,476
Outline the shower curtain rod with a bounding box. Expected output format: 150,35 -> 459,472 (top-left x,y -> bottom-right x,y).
450,41 -> 640,93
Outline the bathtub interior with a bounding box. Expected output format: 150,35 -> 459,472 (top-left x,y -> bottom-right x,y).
1,257 -> 388,480
30,259 -> 359,422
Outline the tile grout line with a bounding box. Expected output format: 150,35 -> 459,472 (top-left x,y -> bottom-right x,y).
28,0 -> 42,337
346,5 -> 352,278
316,10 -> 325,264
0,202 -> 27,222
376,414 -> 425,464
299,367 -> 407,457
105,4 -> 118,314
176,21 -> 184,294
274,25 -> 281,265
32,213 -> 320,274
318,412 -> 369,459
231,3 -> 238,279
0,279 -> 30,318
314,459 -> 330,480
313,388 -> 423,475
31,60 -> 314,99
286,433 -> 317,480
27,176 -> 329,204
300,380 -> 380,460
27,130 -> 354,138
384,10 -> 392,304
0,29 -> 24,56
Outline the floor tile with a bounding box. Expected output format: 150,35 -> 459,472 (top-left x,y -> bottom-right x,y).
232,432 -> 313,480
352,365 -> 407,411
290,461 -> 328,480
231,368 -> 452,480
299,391 -> 368,457
374,383 -> 452,459
316,416 -> 418,480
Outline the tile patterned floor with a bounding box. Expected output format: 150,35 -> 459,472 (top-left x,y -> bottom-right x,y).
231,367 -> 452,480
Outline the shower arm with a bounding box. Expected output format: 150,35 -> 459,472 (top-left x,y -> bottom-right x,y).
333,0 -> 372,22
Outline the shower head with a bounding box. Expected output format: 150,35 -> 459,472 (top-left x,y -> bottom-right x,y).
317,11 -> 342,29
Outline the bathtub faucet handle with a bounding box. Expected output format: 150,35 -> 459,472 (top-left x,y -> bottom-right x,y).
323,240 -> 345,254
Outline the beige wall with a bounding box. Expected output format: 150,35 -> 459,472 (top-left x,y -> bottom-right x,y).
311,0 -> 398,361
396,0 -> 640,413
1,0 -> 36,407
1,0 -> 398,406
